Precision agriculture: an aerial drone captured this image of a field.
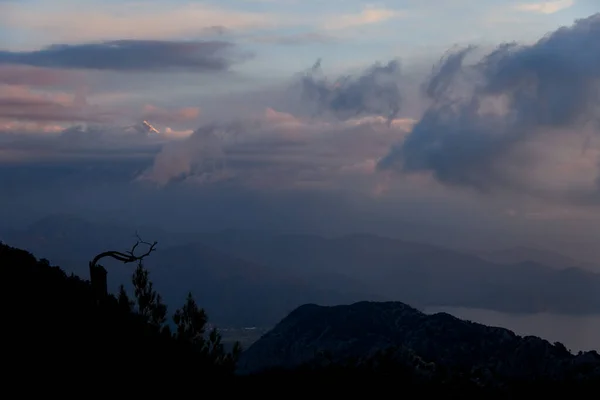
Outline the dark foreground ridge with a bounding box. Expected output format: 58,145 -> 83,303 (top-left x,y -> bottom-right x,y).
0,242 -> 239,384
2,241 -> 600,396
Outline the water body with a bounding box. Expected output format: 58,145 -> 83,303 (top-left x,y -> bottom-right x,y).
424,306 -> 600,353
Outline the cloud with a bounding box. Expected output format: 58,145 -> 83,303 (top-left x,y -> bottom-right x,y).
162,127 -> 194,139
0,65 -> 82,87
249,32 -> 336,46
139,108 -> 411,190
0,85 -> 111,124
299,59 -> 403,124
0,106 -> 402,197
140,123 -> 230,186
514,0 -> 575,14
378,13 -> 600,202
323,7 -> 405,30
0,40 -> 249,72
5,2 -> 405,47
0,120 -> 167,167
5,11 -> 600,256
141,105 -> 201,126
0,119 -> 64,134
5,3 -> 277,43
0,54 -> 413,192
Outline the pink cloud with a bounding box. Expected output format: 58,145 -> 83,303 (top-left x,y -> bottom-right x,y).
142,104 -> 201,125
263,107 -> 301,125
7,4 -> 275,43
0,84 -> 112,124
162,127 -> 194,139
0,118 -> 64,134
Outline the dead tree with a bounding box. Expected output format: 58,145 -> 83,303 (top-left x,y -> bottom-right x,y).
89,233 -> 157,299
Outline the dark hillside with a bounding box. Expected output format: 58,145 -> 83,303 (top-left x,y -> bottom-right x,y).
0,242 -> 237,384
240,301 -> 600,391
3,241 -> 600,397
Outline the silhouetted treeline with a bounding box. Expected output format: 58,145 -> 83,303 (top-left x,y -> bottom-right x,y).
239,363 -> 600,398
0,242 -> 239,384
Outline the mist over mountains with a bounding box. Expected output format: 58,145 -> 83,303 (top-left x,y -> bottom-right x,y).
4,214 -> 600,327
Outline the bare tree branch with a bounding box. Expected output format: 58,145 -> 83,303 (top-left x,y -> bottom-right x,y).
90,233 -> 158,270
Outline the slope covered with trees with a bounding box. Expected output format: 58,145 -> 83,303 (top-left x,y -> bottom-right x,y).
240,302 -> 600,395
0,241 -> 240,384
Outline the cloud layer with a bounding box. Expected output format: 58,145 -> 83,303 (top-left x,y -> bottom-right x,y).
3,13 -> 600,209
0,85 -> 110,125
514,0 -> 575,15
3,11 -> 600,251
378,13 -> 600,203
0,40 -> 248,72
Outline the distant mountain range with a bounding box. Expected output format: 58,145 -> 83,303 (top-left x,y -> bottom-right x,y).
476,246 -> 599,270
3,214 -> 600,326
0,216 -> 382,326
194,229 -> 600,315
143,242 -> 381,326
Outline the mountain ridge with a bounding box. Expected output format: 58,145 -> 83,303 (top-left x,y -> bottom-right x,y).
238,300 -> 600,383
5,214 -> 600,327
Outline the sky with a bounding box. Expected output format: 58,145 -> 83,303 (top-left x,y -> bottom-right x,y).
2,0 -> 600,260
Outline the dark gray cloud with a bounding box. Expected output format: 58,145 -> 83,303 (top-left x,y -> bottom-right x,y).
300,59 -> 403,124
423,46 -> 476,100
378,13 -> 600,194
0,40 -> 249,72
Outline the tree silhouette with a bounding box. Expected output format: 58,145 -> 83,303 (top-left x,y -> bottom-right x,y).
173,291 -> 242,370
173,292 -> 208,345
117,284 -> 133,312
132,261 -> 167,328
85,234 -> 242,373
90,233 -> 158,269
